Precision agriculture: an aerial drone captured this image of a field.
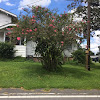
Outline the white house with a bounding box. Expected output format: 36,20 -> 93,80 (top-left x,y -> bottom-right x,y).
0,8 -> 77,58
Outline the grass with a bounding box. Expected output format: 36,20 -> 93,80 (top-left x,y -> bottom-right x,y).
0,60 -> 100,90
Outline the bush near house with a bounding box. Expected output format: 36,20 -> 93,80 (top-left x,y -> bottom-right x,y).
72,49 -> 86,65
0,42 -> 15,59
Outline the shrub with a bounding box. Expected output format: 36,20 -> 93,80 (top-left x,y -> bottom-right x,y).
35,40 -> 64,71
72,49 -> 86,65
99,59 -> 100,63
0,42 -> 15,59
9,6 -> 84,71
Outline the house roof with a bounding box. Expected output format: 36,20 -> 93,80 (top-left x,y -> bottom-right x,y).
0,8 -> 17,18
0,23 -> 16,30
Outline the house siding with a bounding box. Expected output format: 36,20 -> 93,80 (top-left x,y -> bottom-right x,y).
26,41 -> 41,57
14,45 -> 26,57
0,12 -> 11,26
63,43 -> 77,57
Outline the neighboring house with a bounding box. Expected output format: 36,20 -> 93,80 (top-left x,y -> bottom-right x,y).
0,8 -> 77,58
0,8 -> 17,42
90,55 -> 99,62
0,8 -> 27,57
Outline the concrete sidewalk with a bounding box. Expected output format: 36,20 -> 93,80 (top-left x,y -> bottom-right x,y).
0,88 -> 100,96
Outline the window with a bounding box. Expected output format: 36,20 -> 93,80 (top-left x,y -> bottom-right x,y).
16,38 -> 24,45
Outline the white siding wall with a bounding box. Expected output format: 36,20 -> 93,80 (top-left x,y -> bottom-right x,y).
26,41 -> 39,57
63,43 -> 77,57
14,45 -> 26,57
0,12 -> 11,26
63,50 -> 72,57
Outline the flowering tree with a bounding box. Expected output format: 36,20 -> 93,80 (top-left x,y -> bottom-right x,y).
7,6 -> 85,71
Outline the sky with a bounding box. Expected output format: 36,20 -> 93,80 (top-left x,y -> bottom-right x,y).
0,0 -> 100,54
0,0 -> 72,15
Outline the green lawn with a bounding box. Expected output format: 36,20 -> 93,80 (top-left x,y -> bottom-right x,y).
0,60 -> 100,90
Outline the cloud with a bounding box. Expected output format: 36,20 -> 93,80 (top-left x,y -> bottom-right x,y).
91,31 -> 100,54
68,8 -> 76,13
68,9 -> 83,22
0,0 -> 15,6
5,2 -> 15,6
81,31 -> 100,54
18,0 -> 51,10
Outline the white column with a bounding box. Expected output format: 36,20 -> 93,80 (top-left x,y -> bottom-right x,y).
4,31 -> 6,42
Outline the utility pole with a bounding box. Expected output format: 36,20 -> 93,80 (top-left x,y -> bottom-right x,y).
86,0 -> 91,71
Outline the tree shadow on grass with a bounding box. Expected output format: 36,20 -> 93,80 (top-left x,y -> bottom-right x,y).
22,63 -> 91,79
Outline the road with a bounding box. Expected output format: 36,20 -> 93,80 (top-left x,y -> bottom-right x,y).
0,88 -> 100,100
0,98 -> 100,100
0,95 -> 100,100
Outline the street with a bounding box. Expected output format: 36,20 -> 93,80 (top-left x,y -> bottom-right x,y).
0,98 -> 99,100
0,95 -> 100,100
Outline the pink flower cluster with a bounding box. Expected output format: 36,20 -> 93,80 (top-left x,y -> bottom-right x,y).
7,28 -> 13,30
32,19 -> 36,22
52,16 -> 55,19
34,28 -> 37,32
53,26 -> 55,28
49,24 -> 53,27
7,28 -> 10,30
29,29 -> 32,32
17,25 -> 19,27
32,15 -> 35,19
26,29 -> 33,33
49,24 -> 55,29
52,20 -> 54,23
69,28 -> 71,31
54,30 -> 57,32
62,32 -> 64,36
61,41 -> 64,46
6,32 -> 11,35
17,37 -> 20,40
46,13 -> 49,16
60,15 -> 62,17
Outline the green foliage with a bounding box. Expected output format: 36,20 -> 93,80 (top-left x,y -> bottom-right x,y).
67,0 -> 100,31
99,59 -> 100,63
0,42 -> 15,59
72,49 -> 86,64
36,40 -> 64,71
65,60 -> 82,66
90,50 -> 95,56
9,6 -> 84,71
12,56 -> 27,62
